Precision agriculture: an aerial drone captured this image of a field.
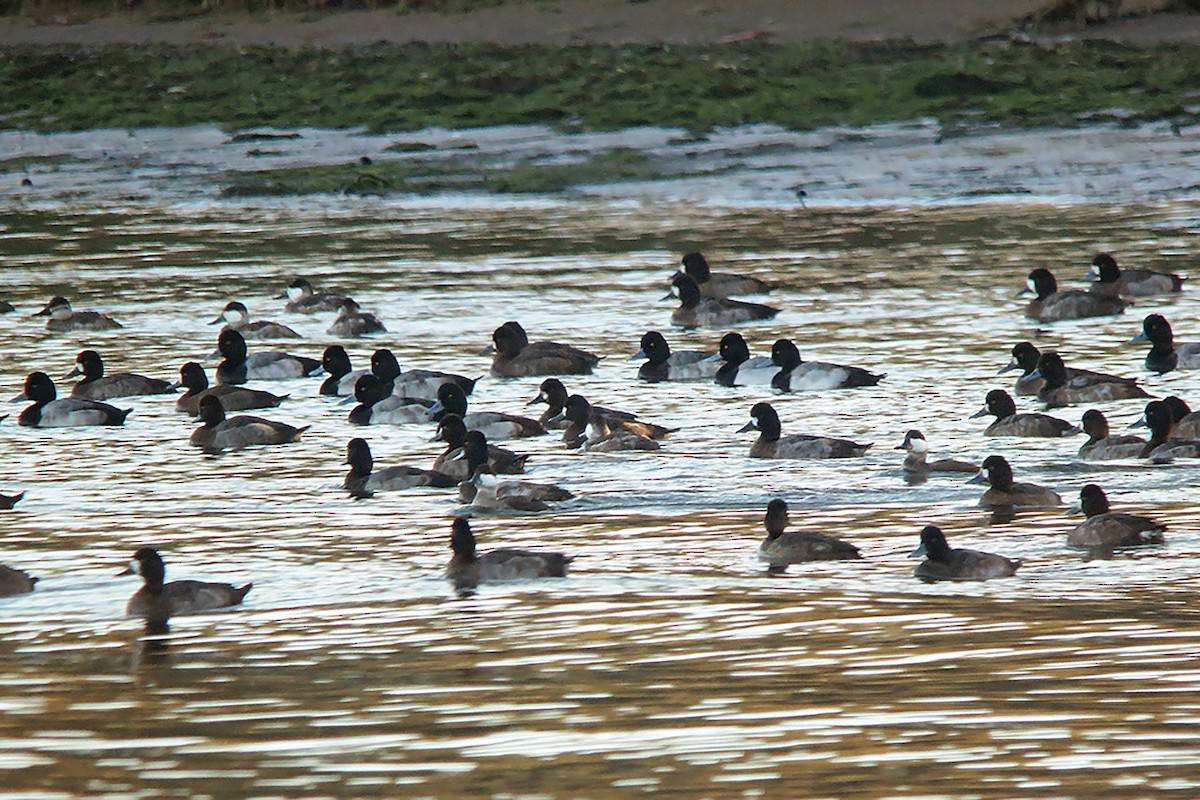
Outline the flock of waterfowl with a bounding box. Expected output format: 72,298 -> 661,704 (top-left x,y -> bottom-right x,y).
0,250 -> 1193,614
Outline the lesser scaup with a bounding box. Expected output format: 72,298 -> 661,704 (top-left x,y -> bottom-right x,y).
1088,253 -> 1183,297
1068,483 -> 1166,550
15,372 -> 130,427
911,525 -> 1021,582
0,564 -> 37,597
712,332 -> 779,387
1000,341 -> 1143,398
447,517 -> 572,586
210,301 -> 300,339
370,348 -> 477,401
455,430 -> 573,505
486,321 -> 600,377
1022,268 -> 1126,322
532,378 -> 675,438
327,299 -> 387,338
1027,351 -> 1149,409
278,277 -> 352,314
348,374 -> 433,426
1162,396 -> 1200,439
215,329 -> 320,385
758,499 -> 860,568
1072,409 -> 1147,460
120,546 -> 251,619
895,429 -> 976,475
670,273 -> 780,328
556,394 -> 663,451
629,330 -> 718,382
426,383 -> 545,440
342,437 -> 456,495
678,252 -> 773,298
1130,314 -> 1200,374
432,414 -> 529,479
190,395 -> 308,453
1138,400 -> 1200,460
739,402 -> 871,459
64,350 -> 174,401
319,345 -> 366,396
769,339 -> 883,391
970,389 -> 1074,437
970,455 -> 1062,508
173,362 -> 287,416
32,295 -> 123,331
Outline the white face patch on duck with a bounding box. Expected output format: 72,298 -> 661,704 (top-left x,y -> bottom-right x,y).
223,308 -> 244,323
286,286 -> 304,301
1088,265 -> 1101,280
1026,278 -> 1037,294
128,559 -> 142,576
908,438 -> 929,454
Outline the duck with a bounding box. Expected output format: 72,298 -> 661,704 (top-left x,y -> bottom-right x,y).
911,525 -> 1021,582
215,329 -> 320,384
190,394 -> 308,453
769,338 -> 883,391
432,413 -> 529,479
455,430 -> 573,506
895,429 -> 976,475
1027,351 -> 1149,409
970,389 -> 1074,437
678,252 -> 773,298
426,382 -> 546,440
446,517 -> 572,586
32,295 -> 123,331
1068,484 -> 1166,550
1138,400 -> 1200,460
342,437 -> 456,495
120,546 -> 251,619
739,402 -> 871,459
556,394 -> 665,451
629,330 -> 718,382
348,374 -> 433,426
173,362 -> 287,416
0,564 -> 37,597
1073,409 -> 1147,460
1162,396 -> 1200,439
533,379 -> 675,438
1130,314 -> 1200,374
712,332 -> 780,387
1088,253 -> 1183,297
0,492 -> 24,510
327,299 -> 386,338
319,345 -> 366,396
64,350 -> 174,400
1000,341 -> 1144,398
15,372 -> 131,427
969,455 -> 1063,509
370,348 -> 477,401
279,277 -> 352,314
486,321 -> 600,378
757,499 -> 860,568
670,273 -> 780,328
1022,268 -> 1126,322
210,301 -> 300,339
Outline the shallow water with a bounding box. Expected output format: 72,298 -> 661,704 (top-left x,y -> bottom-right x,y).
2,191 -> 1200,798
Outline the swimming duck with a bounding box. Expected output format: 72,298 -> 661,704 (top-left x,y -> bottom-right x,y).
0,564 -> 37,597
446,517 -> 572,586
911,525 -> 1021,582
455,430 -> 573,505
486,321 -> 600,378
739,402 -> 871,459
370,348 -> 477,401
173,362 -> 287,416
1028,351 -> 1149,409
555,394 -> 664,451
1087,253 -> 1183,297
327,299 -> 386,338
279,277 -> 352,314
970,389 -> 1074,437
1130,314 -> 1200,374
1073,409 -> 1147,460
770,339 -> 883,391
210,301 -> 300,339
319,345 -> 366,396
426,382 -> 546,440
670,273 -> 780,329
757,498 -> 860,568
1000,341 -> 1143,398
120,546 -> 251,619
432,413 -> 529,479
215,329 -> 320,385
678,252 -> 773,298
970,455 -> 1062,509
190,395 -> 308,453
629,330 -> 718,382
1022,268 -> 1126,322
532,379 -> 675,438
1162,396 -> 1200,439
712,332 -> 779,387
1068,484 -> 1166,550
1138,400 -> 1200,460
348,374 -> 433,426
15,372 -> 131,427
64,350 -> 174,401
32,295 -> 123,332
895,429 -> 976,475
342,437 -> 456,495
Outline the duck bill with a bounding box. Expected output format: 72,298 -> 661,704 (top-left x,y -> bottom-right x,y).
909,543 -> 928,558
62,366 -> 82,379
10,392 -> 27,402
424,401 -> 445,419
1128,332 -> 1149,344
701,352 -> 723,363
30,307 -> 51,317
478,344 -> 496,356
968,408 -> 989,419
526,393 -> 546,407
627,349 -> 647,362
996,360 -> 1018,375
737,421 -> 757,433
1127,417 -> 1148,429
545,411 -> 565,425
117,565 -> 134,576
208,315 -> 226,325
967,471 -> 989,485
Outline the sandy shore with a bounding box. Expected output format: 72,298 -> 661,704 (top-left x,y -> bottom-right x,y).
3,0 -> 1200,47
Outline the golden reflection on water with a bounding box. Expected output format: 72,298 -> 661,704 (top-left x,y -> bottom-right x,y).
1,200 -> 1200,797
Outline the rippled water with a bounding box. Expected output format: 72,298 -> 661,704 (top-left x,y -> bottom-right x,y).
3,195 -> 1200,798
